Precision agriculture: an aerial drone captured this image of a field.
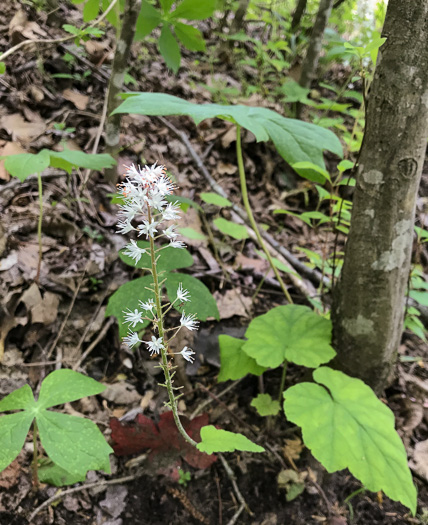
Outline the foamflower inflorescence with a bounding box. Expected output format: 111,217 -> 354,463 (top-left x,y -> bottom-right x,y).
117,163 -> 198,364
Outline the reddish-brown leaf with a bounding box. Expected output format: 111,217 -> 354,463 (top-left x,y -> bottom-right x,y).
109,411 -> 217,470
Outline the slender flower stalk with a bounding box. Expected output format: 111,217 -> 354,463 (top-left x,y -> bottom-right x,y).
117,163 -> 197,448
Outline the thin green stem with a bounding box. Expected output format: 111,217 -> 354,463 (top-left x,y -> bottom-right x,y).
35,173 -> 43,284
278,360 -> 288,402
235,125 -> 293,304
32,420 -> 39,491
147,209 -> 197,448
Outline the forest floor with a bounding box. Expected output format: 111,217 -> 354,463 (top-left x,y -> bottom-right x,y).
0,2 -> 427,524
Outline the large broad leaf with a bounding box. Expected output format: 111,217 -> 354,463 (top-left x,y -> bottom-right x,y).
38,411 -> 112,476
37,369 -> 106,409
213,218 -> 249,240
158,25 -> 181,73
173,22 -> 205,52
105,276 -> 154,338
48,149 -> 116,173
165,272 -> 219,321
170,0 -> 216,20
118,241 -> 194,273
197,426 -> 265,454
0,370 -> 112,476
112,93 -> 343,177
218,335 -> 266,382
3,151 -> 50,181
135,0 -> 162,40
242,305 -> 336,369
283,367 -> 417,514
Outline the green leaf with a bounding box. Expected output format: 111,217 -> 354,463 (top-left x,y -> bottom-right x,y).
337,159 -> 354,172
118,241 -> 194,272
242,305 -> 336,369
213,218 -> 249,240
159,25 -> 181,73
0,384 -> 34,411
200,192 -> 232,207
38,459 -> 87,486
280,80 -> 310,103
113,93 -> 343,171
197,426 -> 265,454
0,62 -> 6,75
48,149 -> 116,173
283,367 -> 417,514
165,273 -> 219,321
3,151 -> 50,181
37,369 -> 106,409
83,0 -> 99,21
409,290 -> 428,307
105,276 -> 154,337
0,412 -> 34,471
170,0 -> 216,20
218,335 -> 266,382
251,393 -> 281,417
178,227 -> 207,240
159,0 -> 174,11
62,24 -> 81,36
102,0 -> 120,27
38,411 -> 112,476
292,161 -> 331,183
174,22 -> 205,52
135,0 -> 162,39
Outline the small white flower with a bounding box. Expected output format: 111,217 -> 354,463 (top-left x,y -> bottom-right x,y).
146,191 -> 167,211
117,220 -> 135,235
162,202 -> 181,221
176,283 -> 190,302
163,226 -> 178,240
180,312 -> 199,331
155,175 -> 175,196
138,219 -> 158,239
180,346 -> 195,363
169,240 -> 186,249
123,240 -> 147,263
123,331 -> 142,348
118,202 -> 141,221
139,298 -> 155,313
123,308 -> 143,328
124,164 -> 141,179
145,336 -> 165,356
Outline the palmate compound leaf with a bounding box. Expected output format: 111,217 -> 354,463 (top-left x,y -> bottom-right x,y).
218,335 -> 266,382
242,305 -> 336,369
112,93 -> 343,181
0,370 -> 112,476
283,367 -> 417,514
197,426 -> 265,454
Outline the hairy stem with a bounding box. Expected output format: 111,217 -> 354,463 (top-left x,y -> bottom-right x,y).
32,420 -> 39,491
35,173 -> 43,284
236,125 -> 293,304
147,209 -> 197,448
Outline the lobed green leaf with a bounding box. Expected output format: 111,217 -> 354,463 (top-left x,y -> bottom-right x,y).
197,426 -> 265,454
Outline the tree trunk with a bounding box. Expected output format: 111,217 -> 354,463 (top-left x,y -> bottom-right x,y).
104,0 -> 141,184
332,0 -> 428,393
291,0 -> 308,30
229,0 -> 250,35
298,0 -> 334,90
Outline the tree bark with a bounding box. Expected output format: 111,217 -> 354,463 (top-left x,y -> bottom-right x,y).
298,0 -> 334,90
332,0 -> 428,393
291,0 -> 308,30
104,0 -> 141,184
